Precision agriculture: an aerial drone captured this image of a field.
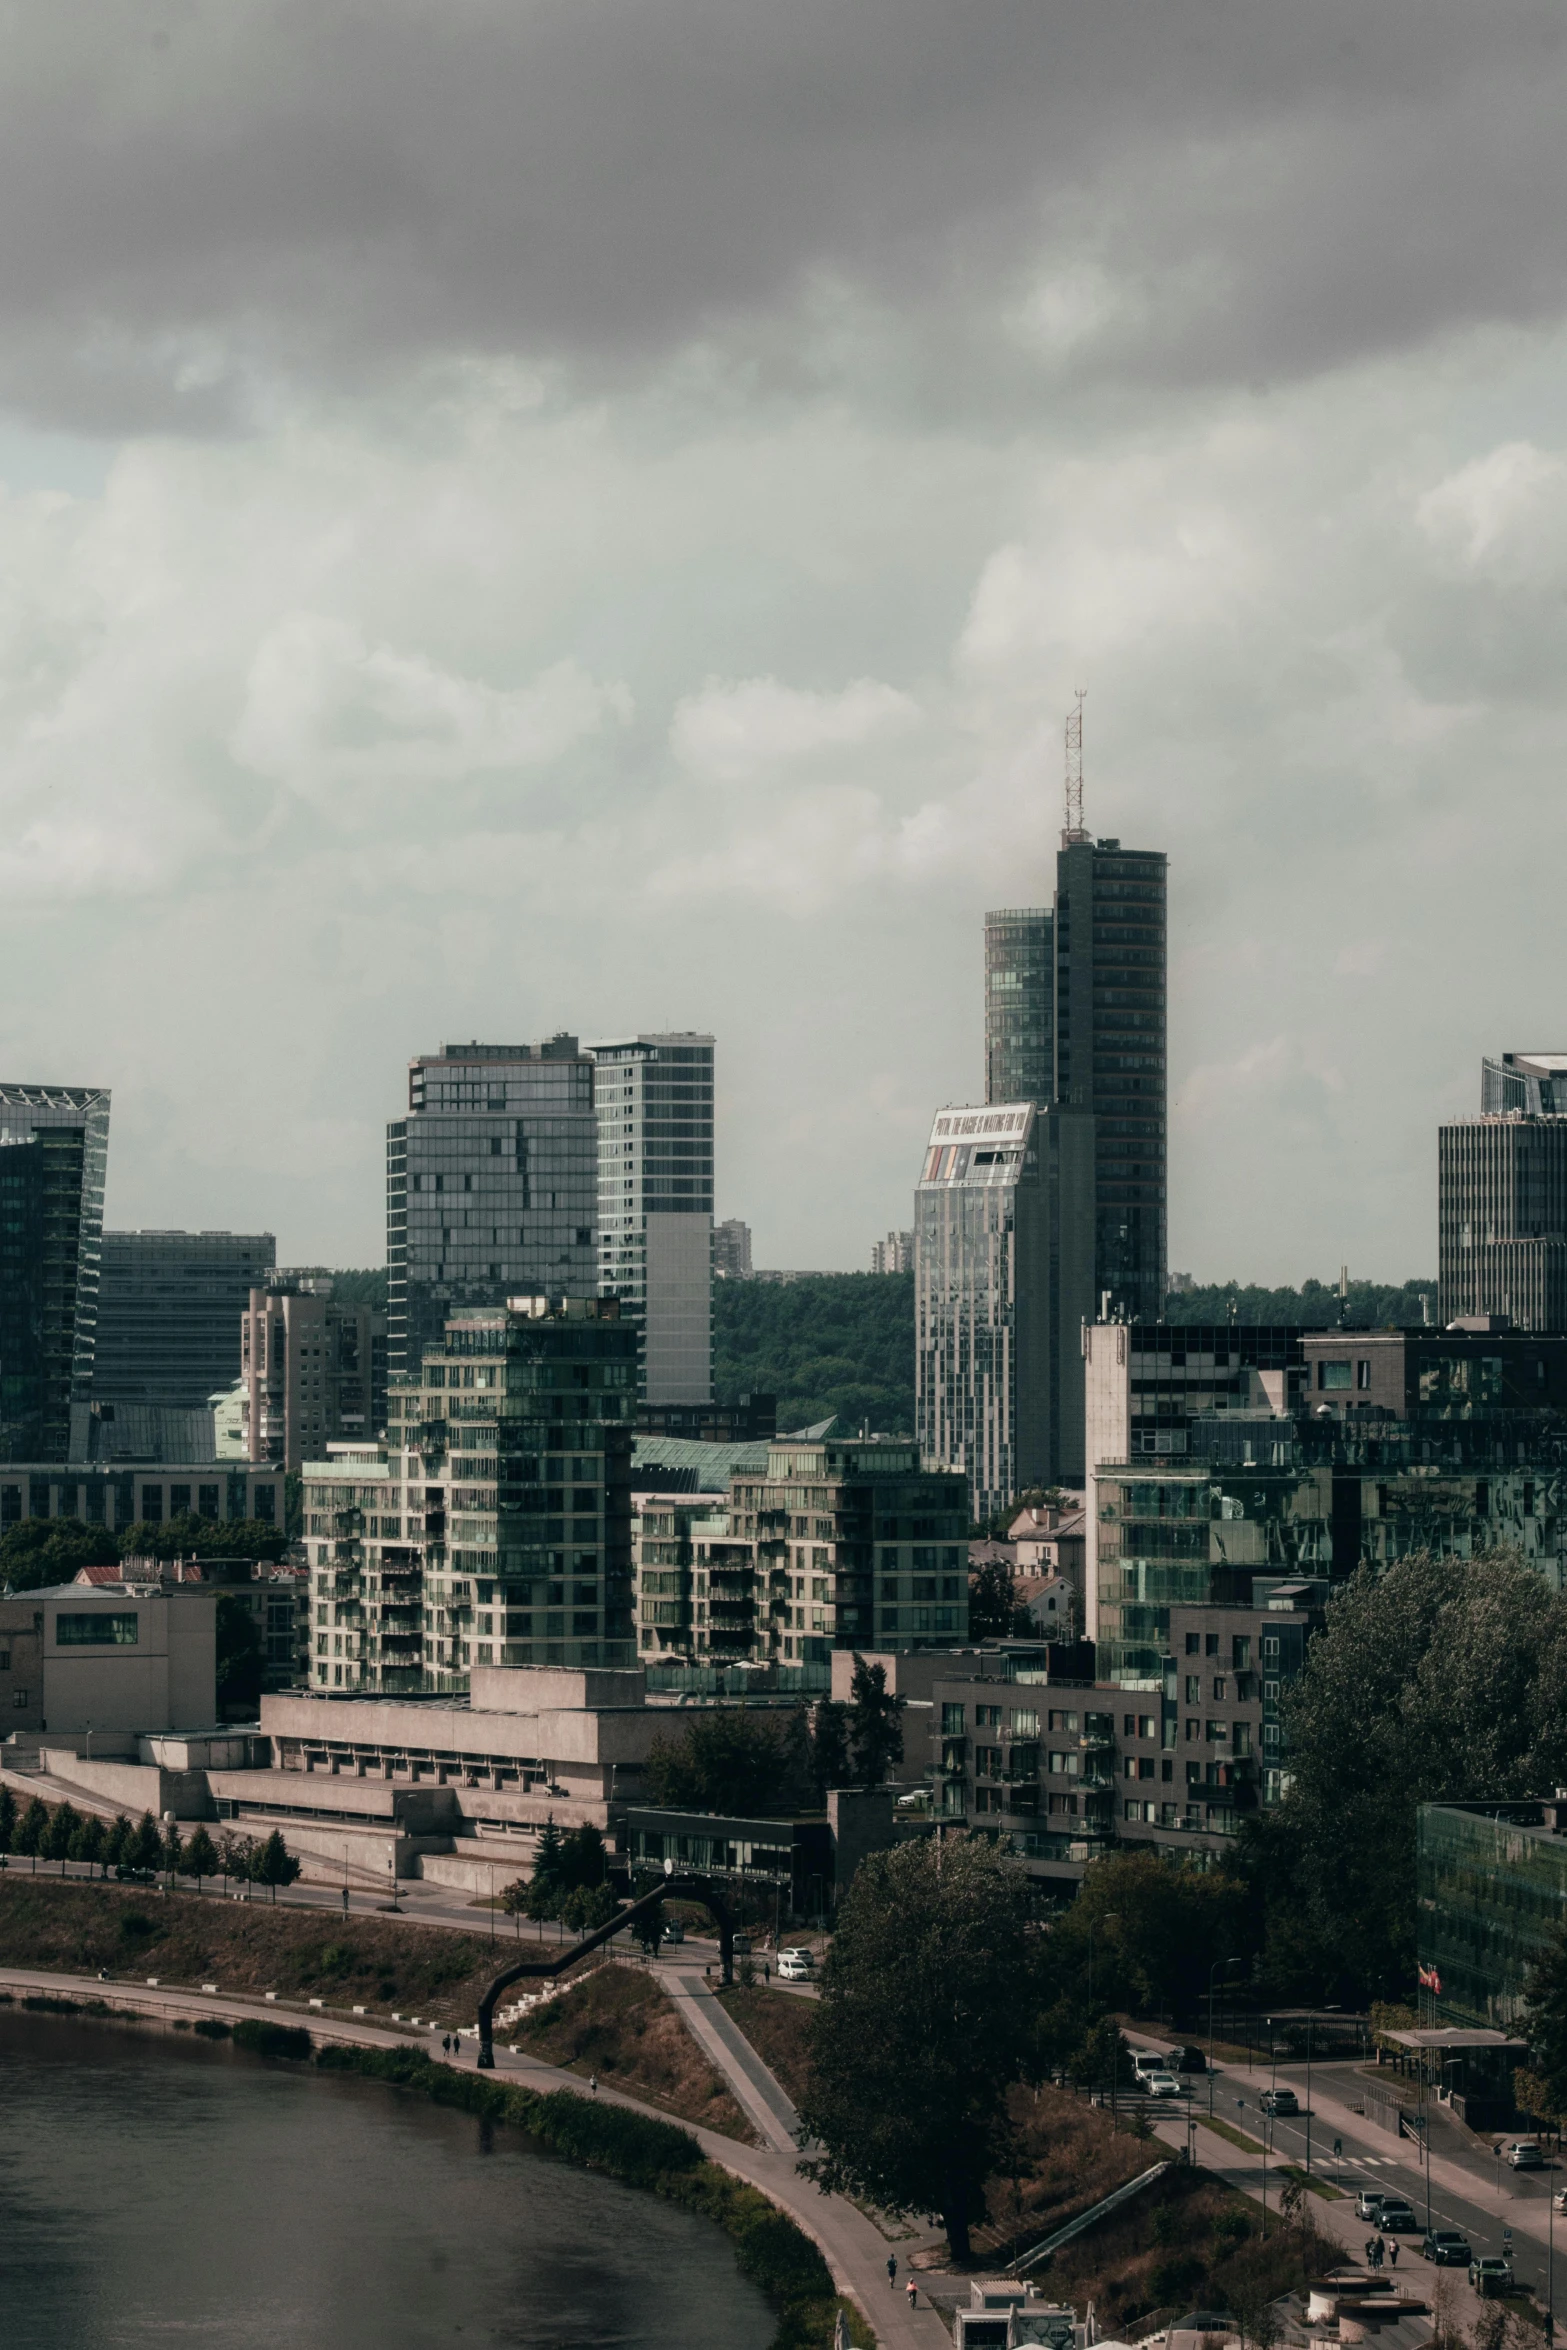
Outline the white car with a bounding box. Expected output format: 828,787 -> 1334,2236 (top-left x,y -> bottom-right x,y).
1143,2072 -> 1185,2099
777,1952 -> 815,1982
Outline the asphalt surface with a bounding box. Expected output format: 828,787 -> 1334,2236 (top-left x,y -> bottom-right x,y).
1133,2032 -> 1566,2311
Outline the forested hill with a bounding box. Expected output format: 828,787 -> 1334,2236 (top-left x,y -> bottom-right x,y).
1165,1277 -> 1436,1328
713,1273 -> 915,1434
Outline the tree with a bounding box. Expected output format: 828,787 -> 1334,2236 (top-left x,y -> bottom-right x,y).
646,1710 -> 791,1813
1522,1917 -> 1567,2119
181,1823 -> 219,1891
215,1593 -> 267,1713
525,1816 -> 568,1917
560,1883 -> 619,1933
630,1899 -> 666,1956
44,1800 -> 80,1872
70,1813 -> 109,1878
104,1814 -> 131,1873
0,1514 -> 118,1593
16,1796 -> 50,1873
847,1655 -> 906,1788
253,1828 -> 301,1902
796,1834 -> 1040,2262
711,1271 -> 915,1435
0,1783 -> 16,1857
559,1823 -> 608,1890
214,1830 -> 245,1892
116,1513 -> 288,1565
161,1818 -> 184,1884
810,1699 -> 851,1799
1266,1550 -> 1567,1997
1048,1847 -> 1254,2022
500,1876 -> 531,1917
968,1557 -> 1030,1640
131,1811 -> 163,1874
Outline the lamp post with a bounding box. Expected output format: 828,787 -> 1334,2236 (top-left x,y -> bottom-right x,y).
1087,1912 -> 1120,2112
1209,1957 -> 1241,2120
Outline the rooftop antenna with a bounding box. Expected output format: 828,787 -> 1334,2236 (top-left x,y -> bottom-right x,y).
1062,688 -> 1090,846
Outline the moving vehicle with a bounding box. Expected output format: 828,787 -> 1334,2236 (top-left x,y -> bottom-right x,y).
1174,2046 -> 1208,2074
1143,2073 -> 1185,2100
777,1953 -> 814,1983
1421,2231 -> 1472,2266
1376,2200 -> 1419,2234
1355,2190 -> 1388,2223
1260,2088 -> 1299,2117
1504,2140 -> 1544,2170
661,1919 -> 684,1945
1132,2050 -> 1174,2079
777,1947 -> 814,1969
1470,2257 -> 1513,2297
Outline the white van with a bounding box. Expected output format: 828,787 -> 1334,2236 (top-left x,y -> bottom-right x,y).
1132,2049 -> 1172,2080
777,1949 -> 815,1982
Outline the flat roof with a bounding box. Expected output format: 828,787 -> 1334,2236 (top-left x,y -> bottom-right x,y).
1382,2029 -> 1529,2051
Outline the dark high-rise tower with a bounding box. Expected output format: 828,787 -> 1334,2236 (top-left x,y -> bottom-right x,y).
0,1083 -> 111,1461
984,909 -> 1054,1108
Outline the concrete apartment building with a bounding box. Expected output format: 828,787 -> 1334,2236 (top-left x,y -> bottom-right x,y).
241,1277 -> 387,1471
712,1217 -> 752,1281
914,1100 -> 1094,1511
387,1038 -> 598,1381
590,1032 -> 714,1405
870,1230 -> 913,1275
0,1083 -> 111,1462
1440,1114 -> 1567,1332
92,1229 -> 275,1407
0,1460 -> 284,1538
302,1295 -> 638,1700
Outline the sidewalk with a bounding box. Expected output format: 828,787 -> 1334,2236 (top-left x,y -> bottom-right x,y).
0,1962 -> 942,2348
663,1966 -> 801,2155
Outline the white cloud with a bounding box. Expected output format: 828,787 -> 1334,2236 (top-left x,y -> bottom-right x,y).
669,674 -> 921,784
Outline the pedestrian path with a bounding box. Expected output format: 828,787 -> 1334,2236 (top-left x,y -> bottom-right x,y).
664,1966 -> 801,2155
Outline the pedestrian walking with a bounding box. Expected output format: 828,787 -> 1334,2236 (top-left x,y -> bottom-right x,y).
906,2278 -> 918,2310
590,2073 -> 598,2096
1364,2239 -> 1375,2265
887,2255 -> 898,2288
764,1962 -> 770,1985
1388,2240 -> 1399,2269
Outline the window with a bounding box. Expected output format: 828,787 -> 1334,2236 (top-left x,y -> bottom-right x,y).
1263,1678 -> 1280,1703
1009,1708 -> 1039,1736
1138,1757 -> 1155,1780
56,1612 -> 139,1646
1263,1723 -> 1281,1750
1123,1712 -> 1136,1735
1185,1718 -> 1199,1740
1185,1632 -> 1200,1655
1139,1715 -> 1156,1738
1206,1719 -> 1228,1744
1185,1675 -> 1200,1702
1212,1676 -> 1227,1701
976,1705 -> 1001,1728
1318,1360 -> 1351,1390
1205,1634 -> 1219,1656
1231,1636 -> 1251,1670
1262,1635 -> 1280,1661
1356,1360 -> 1371,1390
1161,1758 -> 1173,1782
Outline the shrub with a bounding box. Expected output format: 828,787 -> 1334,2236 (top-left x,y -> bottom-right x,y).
232,2019 -> 312,2061
193,2017 -> 232,2040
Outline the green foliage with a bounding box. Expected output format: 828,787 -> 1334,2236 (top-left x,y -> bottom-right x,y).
43,1802 -> 80,1866
1165,1277 -> 1435,1329
969,1556 -> 1031,1639
1522,1918 -> 1567,2118
525,1818 -> 615,1918
232,2018 -> 312,2060
0,1514 -> 118,1591
193,2016 -> 231,2039
130,1812 -> 163,1873
647,1709 -> 798,1814
69,1814 -> 108,1875
1263,1549 -> 1567,1996
253,1828 -> 301,1898
1049,1848 -> 1254,2021
712,1272 -> 914,1434
117,1514 -> 288,1564
797,1833 -> 1041,2263
16,1797 -> 49,1862
810,1700 -> 850,1798
215,1592 -> 266,1712
560,1883 -> 620,1932
104,1815 -> 130,1870
0,1784 -> 15,1854
161,1818 -> 184,1877
847,1654 -> 905,1789
181,1824 -> 220,1883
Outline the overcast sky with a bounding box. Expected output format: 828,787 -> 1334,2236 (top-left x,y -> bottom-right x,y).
4,2 -> 1566,1277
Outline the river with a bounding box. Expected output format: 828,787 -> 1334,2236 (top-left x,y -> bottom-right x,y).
0,2008 -> 775,2349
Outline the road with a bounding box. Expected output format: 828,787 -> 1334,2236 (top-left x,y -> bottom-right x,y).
1127,2028 -> 1566,2314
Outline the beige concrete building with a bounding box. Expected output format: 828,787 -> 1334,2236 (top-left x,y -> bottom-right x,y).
242,1278 -> 386,1472
0,1577 -> 217,1736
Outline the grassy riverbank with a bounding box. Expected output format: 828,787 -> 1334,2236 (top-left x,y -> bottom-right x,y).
511,1965 -> 753,2140
0,1875 -> 500,2023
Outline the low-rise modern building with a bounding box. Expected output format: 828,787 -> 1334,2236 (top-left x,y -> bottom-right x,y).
0,1460 -> 284,1540
0,1575 -> 217,1734
1418,1798 -> 1567,2033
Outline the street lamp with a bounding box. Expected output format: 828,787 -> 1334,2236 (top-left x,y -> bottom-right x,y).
1209,1958 -> 1242,2120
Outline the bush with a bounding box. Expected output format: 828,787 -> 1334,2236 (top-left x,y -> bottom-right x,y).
193,2017 -> 232,2039
232,2019 -> 312,2061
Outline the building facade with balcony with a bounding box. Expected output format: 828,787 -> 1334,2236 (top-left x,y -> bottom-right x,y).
302,1296 -> 638,1698
242,1277 -> 387,1472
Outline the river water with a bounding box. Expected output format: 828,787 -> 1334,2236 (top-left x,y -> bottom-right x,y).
0,2008 -> 774,2349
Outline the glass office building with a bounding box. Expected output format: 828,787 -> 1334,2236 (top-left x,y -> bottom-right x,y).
1418,1800 -> 1567,2029
93,1229 -> 276,1407
387,1039 -> 598,1381
0,1084 -> 111,1461
985,909 -> 1054,1110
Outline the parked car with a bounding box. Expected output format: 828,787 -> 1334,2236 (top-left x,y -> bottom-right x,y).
1377,2200 -> 1419,2234
1355,2190 -> 1388,2223
777,1947 -> 814,1969
1505,2141 -> 1544,2170
1260,2089 -> 1299,2116
1554,2187 -> 1567,2216
1174,2046 -> 1208,2074
1144,2073 -> 1186,2099
776,1953 -> 814,1982
1421,2230 -> 1472,2266
661,1919 -> 685,1945
1471,2257 -> 1514,2297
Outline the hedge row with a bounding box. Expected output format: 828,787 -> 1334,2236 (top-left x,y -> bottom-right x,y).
306,2043 -> 866,2350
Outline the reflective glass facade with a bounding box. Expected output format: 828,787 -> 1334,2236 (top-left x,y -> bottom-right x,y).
387,1040 -> 597,1380
591,1033 -> 713,1404
1418,1801 -> 1567,2029
0,1084 -> 111,1462
985,908 -> 1054,1110
94,1229 -> 275,1407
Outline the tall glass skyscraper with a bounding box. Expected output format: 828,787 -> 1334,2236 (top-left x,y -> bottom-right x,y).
984,908 -> 1054,1109
93,1229 -> 276,1406
386,1040 -> 598,1381
590,1033 -> 714,1404
0,1084 -> 111,1461
1054,836 -> 1167,1324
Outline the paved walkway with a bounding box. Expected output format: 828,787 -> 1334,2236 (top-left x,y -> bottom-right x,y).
663,1966 -> 802,2155
0,1963 -> 944,2348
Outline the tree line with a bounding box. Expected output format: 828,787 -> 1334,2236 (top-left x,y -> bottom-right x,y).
0,1789 -> 300,1897
0,1511 -> 289,1594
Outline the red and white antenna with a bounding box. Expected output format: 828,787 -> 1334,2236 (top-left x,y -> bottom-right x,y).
1062,688 -> 1089,844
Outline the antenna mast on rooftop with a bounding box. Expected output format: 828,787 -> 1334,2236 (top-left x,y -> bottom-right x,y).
1062,688 -> 1090,845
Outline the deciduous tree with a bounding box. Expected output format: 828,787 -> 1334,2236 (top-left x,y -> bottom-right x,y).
847,1655 -> 905,1788
797,1834 -> 1039,2262
646,1710 -> 791,1812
